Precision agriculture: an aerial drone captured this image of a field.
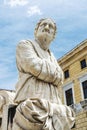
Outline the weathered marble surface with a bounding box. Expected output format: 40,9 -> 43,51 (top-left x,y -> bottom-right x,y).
12,98 -> 75,130
12,18 -> 75,130
14,39 -> 63,104
0,90 -> 15,130
0,90 -> 15,117
0,18 -> 75,130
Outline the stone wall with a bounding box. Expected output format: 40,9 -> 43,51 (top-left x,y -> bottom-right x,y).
72,110 -> 87,130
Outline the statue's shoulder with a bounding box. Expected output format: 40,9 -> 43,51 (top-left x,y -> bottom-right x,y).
18,39 -> 33,45
17,39 -> 34,48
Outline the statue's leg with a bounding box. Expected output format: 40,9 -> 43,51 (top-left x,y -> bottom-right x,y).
51,103 -> 75,130
12,99 -> 75,130
12,99 -> 47,130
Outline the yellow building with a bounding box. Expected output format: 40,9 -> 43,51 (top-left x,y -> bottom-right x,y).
58,39 -> 87,129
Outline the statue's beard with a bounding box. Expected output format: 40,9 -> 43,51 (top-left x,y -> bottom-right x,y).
35,32 -> 53,50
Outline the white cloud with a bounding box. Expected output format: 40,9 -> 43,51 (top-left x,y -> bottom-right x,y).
4,0 -> 29,7
27,5 -> 42,16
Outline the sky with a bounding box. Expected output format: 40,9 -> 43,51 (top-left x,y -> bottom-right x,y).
0,0 -> 87,90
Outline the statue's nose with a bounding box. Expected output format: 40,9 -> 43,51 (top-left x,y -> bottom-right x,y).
45,24 -> 49,30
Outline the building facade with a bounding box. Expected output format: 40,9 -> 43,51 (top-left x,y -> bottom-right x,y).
58,39 -> 87,129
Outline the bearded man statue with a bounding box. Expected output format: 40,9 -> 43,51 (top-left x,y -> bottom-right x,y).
12,18 -> 75,130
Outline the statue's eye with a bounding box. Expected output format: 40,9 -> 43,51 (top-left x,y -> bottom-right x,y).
40,23 -> 47,27
49,24 -> 54,29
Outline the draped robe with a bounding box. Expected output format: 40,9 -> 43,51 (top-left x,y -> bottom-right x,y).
12,40 -> 75,130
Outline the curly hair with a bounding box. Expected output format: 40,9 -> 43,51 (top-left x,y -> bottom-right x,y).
34,18 -> 57,40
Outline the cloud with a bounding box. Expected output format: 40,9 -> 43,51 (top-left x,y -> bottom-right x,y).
4,0 -> 29,7
1,0 -> 87,90
27,5 -> 42,16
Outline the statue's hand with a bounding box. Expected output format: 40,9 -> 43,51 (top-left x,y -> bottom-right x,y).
53,68 -> 63,87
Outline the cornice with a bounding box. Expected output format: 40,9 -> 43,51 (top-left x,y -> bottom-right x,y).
58,39 -> 87,64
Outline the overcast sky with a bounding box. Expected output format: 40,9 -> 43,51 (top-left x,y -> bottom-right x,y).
0,0 -> 87,90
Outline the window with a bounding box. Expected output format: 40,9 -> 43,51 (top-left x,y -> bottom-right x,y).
65,88 -> 74,106
64,70 -> 69,79
80,59 -> 86,69
63,82 -> 75,105
79,74 -> 87,100
82,80 -> 87,99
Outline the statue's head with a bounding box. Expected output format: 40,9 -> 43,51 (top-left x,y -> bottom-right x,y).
34,18 -> 57,42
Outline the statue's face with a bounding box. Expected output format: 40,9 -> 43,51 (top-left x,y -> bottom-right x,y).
35,19 -> 55,42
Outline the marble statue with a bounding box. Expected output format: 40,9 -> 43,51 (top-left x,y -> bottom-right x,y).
0,90 -> 15,117
12,18 -> 75,130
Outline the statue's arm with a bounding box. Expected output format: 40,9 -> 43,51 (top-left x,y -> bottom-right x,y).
16,40 -> 63,86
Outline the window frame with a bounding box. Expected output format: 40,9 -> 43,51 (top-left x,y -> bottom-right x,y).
82,80 -> 87,99
63,82 -> 75,105
65,88 -> 74,106
79,74 -> 87,100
